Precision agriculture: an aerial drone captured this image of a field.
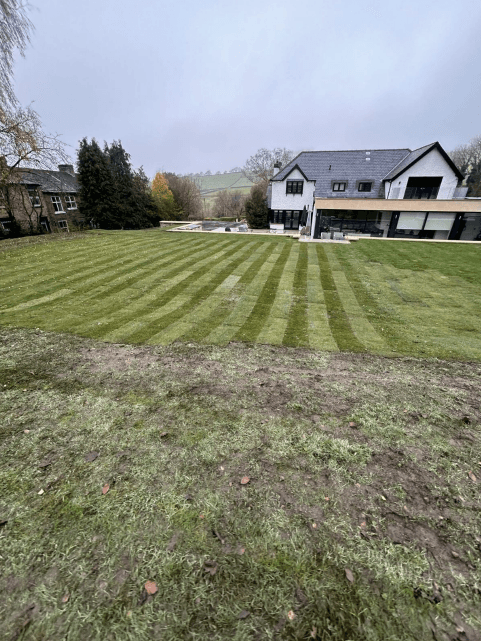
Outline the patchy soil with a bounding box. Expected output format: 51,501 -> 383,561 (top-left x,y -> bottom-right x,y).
0,328 -> 480,640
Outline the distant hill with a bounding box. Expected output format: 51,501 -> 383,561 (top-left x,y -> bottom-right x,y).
190,172 -> 255,214
193,172 -> 254,195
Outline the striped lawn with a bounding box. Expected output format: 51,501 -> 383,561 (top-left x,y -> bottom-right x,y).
1,230 -> 481,360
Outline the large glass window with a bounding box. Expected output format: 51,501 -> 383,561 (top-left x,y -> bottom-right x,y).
404,177 -> 442,199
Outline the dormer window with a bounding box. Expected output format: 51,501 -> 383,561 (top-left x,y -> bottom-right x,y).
286,180 -> 303,195
332,182 -> 346,192
358,182 -> 372,192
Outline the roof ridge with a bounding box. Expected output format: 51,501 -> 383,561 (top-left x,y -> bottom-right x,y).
296,148 -> 412,153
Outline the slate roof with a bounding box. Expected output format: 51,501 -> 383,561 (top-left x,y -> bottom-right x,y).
272,148 -> 411,198
20,168 -> 78,193
383,142 -> 464,181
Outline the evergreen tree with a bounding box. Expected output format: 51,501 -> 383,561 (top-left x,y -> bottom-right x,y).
77,138 -> 118,228
245,183 -> 268,228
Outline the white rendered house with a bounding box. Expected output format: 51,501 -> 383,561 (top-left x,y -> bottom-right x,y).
269,142 -> 481,241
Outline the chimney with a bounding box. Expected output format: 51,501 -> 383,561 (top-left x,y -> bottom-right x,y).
272,161 -> 282,177
58,164 -> 75,176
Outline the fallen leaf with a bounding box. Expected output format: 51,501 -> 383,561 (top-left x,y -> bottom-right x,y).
144,580 -> 158,595
219,466 -> 224,471
126,610 -> 132,617
380,495 -> 387,501
287,610 -> 296,620
102,484 -> 110,495
38,489 -> 44,495
324,496 -> 329,501
238,609 -> 250,619
199,514 -> 204,519
85,451 -> 99,463
360,521 -> 366,528
160,431 -> 168,438
312,523 -> 317,529
203,560 -> 217,576
345,568 -> 354,583
310,627 -> 318,638
240,476 -> 250,485
349,421 -> 357,428
237,546 -> 245,555
355,483 -> 361,487
61,594 -> 69,603
24,429 -> 30,434
468,470 -> 477,482
451,550 -> 459,558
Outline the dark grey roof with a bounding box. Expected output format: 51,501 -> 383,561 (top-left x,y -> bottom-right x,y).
20,168 -> 78,193
383,141 -> 464,182
272,148 -> 411,198
382,143 -> 435,180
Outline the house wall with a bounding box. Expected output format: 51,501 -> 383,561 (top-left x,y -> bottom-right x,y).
0,185 -> 82,234
386,148 -> 459,200
270,168 -> 316,212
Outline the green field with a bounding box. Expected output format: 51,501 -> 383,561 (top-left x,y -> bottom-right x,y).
1,230 -> 481,360
0,231 -> 481,360
193,171 -> 254,212
1,232 -> 481,640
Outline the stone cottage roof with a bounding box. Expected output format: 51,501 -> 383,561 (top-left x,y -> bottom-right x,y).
20,167 -> 78,193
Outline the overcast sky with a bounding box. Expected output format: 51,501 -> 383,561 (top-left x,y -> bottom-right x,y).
13,0 -> 481,177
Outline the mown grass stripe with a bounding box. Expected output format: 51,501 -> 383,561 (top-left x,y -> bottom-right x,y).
74,237 -> 238,339
234,242 -> 293,342
315,245 -> 366,352
122,239 -> 262,344
0,236 -> 211,327
0,234 -> 168,306
0,234 -> 149,290
185,239 -> 281,343
50,235 -> 215,315
324,246 -> 388,353
283,243 -> 309,347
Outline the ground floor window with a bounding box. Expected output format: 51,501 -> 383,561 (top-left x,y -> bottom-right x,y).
269,210 -> 302,229
0,220 -> 11,231
57,220 -> 69,231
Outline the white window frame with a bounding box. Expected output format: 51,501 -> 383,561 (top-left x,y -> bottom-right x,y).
57,220 -> 69,231
65,194 -> 77,210
28,188 -> 41,207
332,182 -> 346,192
51,195 -> 64,213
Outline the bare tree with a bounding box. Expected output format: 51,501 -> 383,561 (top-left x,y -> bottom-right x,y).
165,173 -> 202,220
242,148 -> 294,188
0,104 -> 70,231
212,190 -> 246,219
0,0 -> 34,109
450,135 -> 481,196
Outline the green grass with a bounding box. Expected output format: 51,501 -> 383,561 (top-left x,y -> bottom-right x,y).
1,230 -> 481,360
1,328 -> 480,640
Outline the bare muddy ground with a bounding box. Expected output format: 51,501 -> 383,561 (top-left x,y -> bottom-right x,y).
0,327 -> 480,640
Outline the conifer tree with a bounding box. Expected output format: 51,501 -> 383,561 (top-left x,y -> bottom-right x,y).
77,138 -> 117,228
245,183 -> 269,228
